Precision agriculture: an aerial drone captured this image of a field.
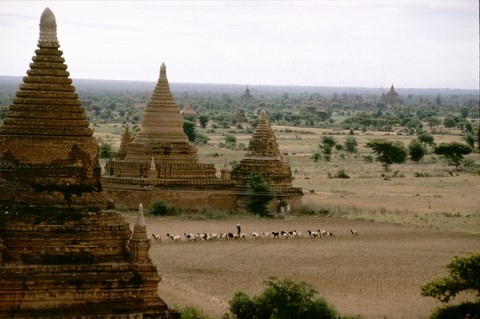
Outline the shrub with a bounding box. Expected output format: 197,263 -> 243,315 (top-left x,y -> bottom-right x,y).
245,173 -> 274,217
363,154 -> 373,162
147,200 -> 176,216
421,252 -> 480,319
180,306 -> 211,319
409,140 -> 426,162
335,169 -> 350,179
228,277 -> 339,319
311,151 -> 322,162
344,136 -> 358,153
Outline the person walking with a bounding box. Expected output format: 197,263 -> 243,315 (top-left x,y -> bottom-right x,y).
236,223 -> 241,235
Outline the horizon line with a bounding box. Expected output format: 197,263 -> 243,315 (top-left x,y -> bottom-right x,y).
0,75 -> 478,92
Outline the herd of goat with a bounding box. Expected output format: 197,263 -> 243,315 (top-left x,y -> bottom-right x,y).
150,229 -> 359,243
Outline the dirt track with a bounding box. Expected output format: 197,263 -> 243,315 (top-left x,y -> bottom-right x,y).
127,215 -> 480,319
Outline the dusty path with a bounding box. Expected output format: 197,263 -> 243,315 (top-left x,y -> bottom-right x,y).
126,215 -> 480,319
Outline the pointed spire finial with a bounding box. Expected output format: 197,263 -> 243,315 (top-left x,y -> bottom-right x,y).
160,63 -> 167,79
136,203 -> 146,227
149,156 -> 156,171
39,7 -> 59,46
260,110 -> 267,124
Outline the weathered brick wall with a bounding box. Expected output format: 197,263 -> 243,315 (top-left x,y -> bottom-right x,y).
104,186 -> 238,211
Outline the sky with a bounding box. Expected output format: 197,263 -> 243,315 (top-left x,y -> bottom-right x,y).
0,1 -> 478,89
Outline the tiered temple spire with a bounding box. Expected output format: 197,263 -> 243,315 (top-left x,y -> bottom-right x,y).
231,110 -> 293,185
134,63 -> 188,145
104,63 -> 217,180
0,8 -> 177,318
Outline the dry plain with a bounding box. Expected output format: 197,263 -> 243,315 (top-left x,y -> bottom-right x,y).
123,214 -> 480,319
104,123 -> 480,318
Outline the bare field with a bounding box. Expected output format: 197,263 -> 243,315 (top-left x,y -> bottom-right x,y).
123,214 -> 480,319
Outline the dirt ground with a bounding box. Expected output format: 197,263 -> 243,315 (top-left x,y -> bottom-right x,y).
123,214 -> 480,319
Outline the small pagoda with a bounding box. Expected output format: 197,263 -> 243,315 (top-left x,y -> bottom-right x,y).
0,8 -> 178,318
231,110 -> 303,209
180,99 -> 197,116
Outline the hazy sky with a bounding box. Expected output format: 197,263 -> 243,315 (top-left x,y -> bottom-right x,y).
1,1 -> 478,89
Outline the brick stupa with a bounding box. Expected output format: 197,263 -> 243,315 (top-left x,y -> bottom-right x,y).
231,111 -> 303,207
102,64 -> 235,210
105,63 -> 217,180
0,8 -> 178,318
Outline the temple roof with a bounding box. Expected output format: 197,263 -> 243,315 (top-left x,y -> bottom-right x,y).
0,9 -> 175,318
132,63 -> 188,144
231,110 -> 294,187
0,7 -> 108,213
0,8 -> 92,137
245,110 -> 282,158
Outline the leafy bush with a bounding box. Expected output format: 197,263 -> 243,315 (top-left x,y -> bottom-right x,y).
180,306 -> 211,319
195,132 -> 210,145
343,133 -> 358,153
245,173 -> 274,217
362,154 -> 373,162
421,252 -> 480,319
98,137 -> 115,159
409,140 -> 426,162
147,200 -> 176,216
311,151 -> 322,162
228,277 -> 339,319
434,142 -> 473,169
366,138 -> 407,172
335,169 -> 350,179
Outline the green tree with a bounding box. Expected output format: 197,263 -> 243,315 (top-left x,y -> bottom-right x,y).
463,133 -> 475,149
228,277 -> 338,319
147,200 -> 176,216
225,134 -> 237,145
344,136 -> 358,153
421,252 -> 480,319
180,306 -> 211,319
434,142 -> 473,169
409,140 -> 426,162
245,173 -> 274,217
311,151 -> 321,162
98,137 -> 114,159
183,121 -> 197,142
443,116 -> 457,129
476,122 -> 480,150
424,117 -> 442,130
198,114 -> 209,128
417,132 -> 434,148
366,139 -> 407,172
319,136 -> 336,161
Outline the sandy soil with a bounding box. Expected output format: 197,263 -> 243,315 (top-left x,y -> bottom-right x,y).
124,214 -> 480,319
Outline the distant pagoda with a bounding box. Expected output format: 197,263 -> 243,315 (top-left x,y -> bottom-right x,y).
0,8 -> 178,318
180,98 -> 197,116
380,84 -> 402,107
240,86 -> 254,102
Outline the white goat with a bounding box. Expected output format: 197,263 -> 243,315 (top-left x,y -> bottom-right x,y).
150,234 -> 162,243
